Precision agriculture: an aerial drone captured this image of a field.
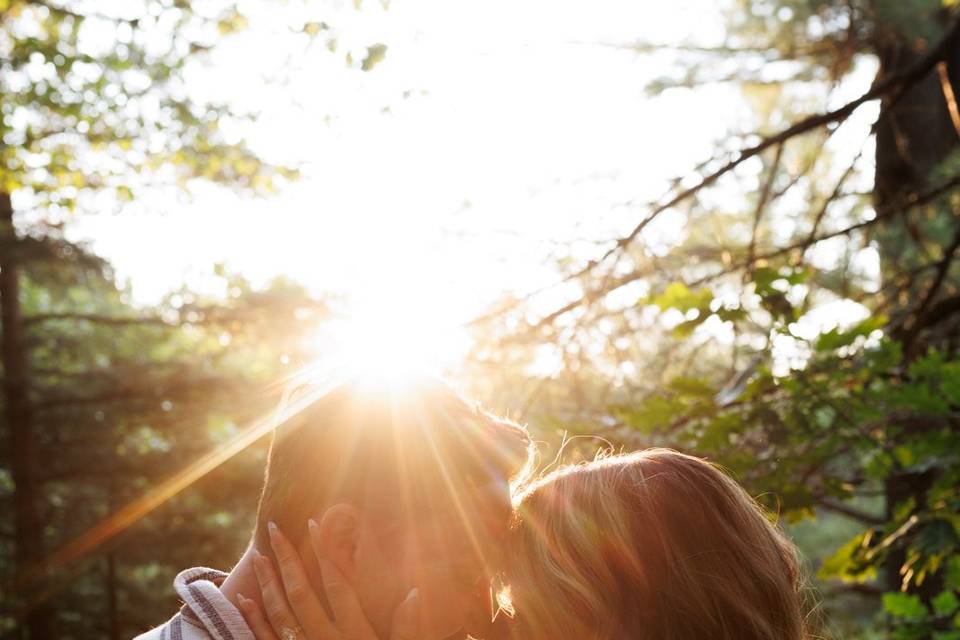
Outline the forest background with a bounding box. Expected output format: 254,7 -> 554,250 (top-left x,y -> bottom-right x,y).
2,0 -> 960,638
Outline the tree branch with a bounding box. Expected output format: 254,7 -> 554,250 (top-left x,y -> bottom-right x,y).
747,142 -> 785,276
22,313 -> 174,327
900,293 -> 960,347
894,224 -> 960,343
518,172 -> 960,336
937,60 -> 960,138
816,496 -> 886,526
28,0 -> 139,25
539,18 -> 960,301
803,144 -> 867,254
824,583 -> 883,598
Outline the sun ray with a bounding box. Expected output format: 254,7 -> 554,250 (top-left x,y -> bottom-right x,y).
6,365 -> 353,604
415,401 -> 499,582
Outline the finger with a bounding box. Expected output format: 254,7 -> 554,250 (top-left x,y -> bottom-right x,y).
307,521 -> 361,624
252,551 -> 303,638
389,588 -> 420,640
236,593 -> 281,640
320,559 -> 363,631
308,520 -> 378,637
267,522 -> 336,638
317,558 -> 371,633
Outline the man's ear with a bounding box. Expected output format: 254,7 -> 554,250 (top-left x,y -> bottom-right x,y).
315,503 -> 361,580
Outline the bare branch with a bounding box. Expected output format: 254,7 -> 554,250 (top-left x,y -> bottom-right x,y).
23,313 -> 174,327
549,18 -> 960,295
584,38 -> 857,63
28,0 -> 139,25
893,224 -> 960,347
937,60 -> 960,138
518,172 -> 960,337
816,496 -> 886,526
899,293 -> 960,347
824,583 -> 883,598
747,142 -> 785,276
803,144 -> 867,254
690,173 -> 960,286
910,227 -> 960,322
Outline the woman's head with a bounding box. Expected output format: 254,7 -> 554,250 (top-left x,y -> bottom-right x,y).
502,448 -> 805,640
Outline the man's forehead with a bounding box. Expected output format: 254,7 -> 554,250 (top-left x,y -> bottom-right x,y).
423,477 -> 513,536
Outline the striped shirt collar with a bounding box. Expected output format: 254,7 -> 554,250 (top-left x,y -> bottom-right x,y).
173,567 -> 255,640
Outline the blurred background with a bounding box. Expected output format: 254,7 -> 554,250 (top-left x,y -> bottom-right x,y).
1,0 -> 959,638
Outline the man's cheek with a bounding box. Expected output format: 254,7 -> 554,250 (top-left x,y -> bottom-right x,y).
415,577 -> 473,639
355,538 -> 407,636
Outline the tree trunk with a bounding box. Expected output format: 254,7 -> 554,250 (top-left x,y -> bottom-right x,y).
872,15 -> 960,607
105,553 -> 119,640
0,191 -> 52,640
106,476 -> 119,640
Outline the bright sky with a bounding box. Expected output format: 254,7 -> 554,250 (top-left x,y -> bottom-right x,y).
65,0 -> 878,375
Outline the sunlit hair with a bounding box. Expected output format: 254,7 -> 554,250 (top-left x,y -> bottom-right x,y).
253,373 -> 534,557
501,448 -> 806,640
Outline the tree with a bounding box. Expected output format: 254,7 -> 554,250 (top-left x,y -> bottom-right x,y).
3,250 -> 327,637
0,1 -> 286,635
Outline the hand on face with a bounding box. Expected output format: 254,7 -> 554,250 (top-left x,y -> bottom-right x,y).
236,521 -> 421,640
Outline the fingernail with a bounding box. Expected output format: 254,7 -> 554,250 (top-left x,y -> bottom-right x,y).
268,521 -> 278,536
236,593 -> 247,605
405,587 -> 419,602
307,519 -> 318,532
252,555 -> 265,581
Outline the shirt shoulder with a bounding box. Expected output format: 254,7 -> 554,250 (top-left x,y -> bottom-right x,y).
134,567 -> 252,640
133,612 -> 211,640
173,567 -> 254,640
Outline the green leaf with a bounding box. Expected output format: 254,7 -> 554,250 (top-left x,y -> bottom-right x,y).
819,531 -> 875,582
647,282 -> 713,313
753,265 -> 808,297
302,21 -> 329,36
361,43 -> 388,71
666,376 -> 715,398
716,306 -> 747,323
933,591 -> 960,617
672,312 -> 708,338
617,395 -> 687,432
883,592 -> 929,619
815,314 -> 887,351
945,556 -> 960,591
217,11 -> 250,36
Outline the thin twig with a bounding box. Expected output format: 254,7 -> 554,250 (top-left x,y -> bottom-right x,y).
746,142 -> 785,278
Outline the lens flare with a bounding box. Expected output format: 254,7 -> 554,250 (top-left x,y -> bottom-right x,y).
303,299 -> 470,382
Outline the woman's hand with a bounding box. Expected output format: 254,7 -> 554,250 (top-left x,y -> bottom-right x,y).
235,521 -> 420,640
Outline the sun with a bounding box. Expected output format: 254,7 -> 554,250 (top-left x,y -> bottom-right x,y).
301,292 -> 472,384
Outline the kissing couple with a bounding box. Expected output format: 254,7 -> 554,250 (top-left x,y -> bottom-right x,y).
136,374 -> 806,640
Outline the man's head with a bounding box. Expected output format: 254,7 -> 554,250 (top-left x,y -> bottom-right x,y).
253,374 -> 533,639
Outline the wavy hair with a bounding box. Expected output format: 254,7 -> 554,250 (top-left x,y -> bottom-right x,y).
500,448 -> 806,640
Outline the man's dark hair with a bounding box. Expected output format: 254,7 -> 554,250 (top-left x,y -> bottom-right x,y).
253,374 -> 533,553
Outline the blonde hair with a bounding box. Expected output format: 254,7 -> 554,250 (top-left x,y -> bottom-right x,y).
501,448 -> 806,640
